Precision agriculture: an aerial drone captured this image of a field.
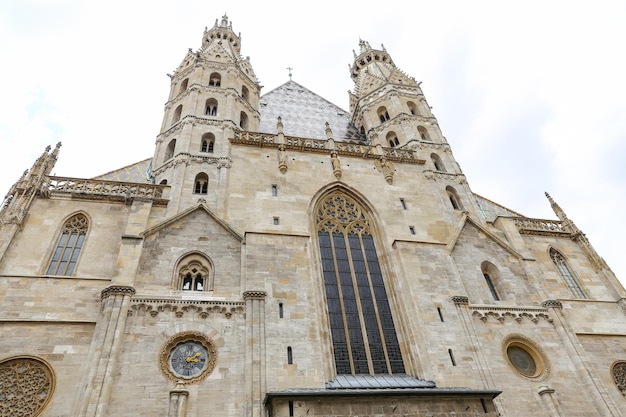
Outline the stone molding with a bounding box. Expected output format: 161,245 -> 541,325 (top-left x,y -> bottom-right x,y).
243,290 -> 267,300
451,296 -> 469,305
471,305 -> 553,324
541,299 -> 564,309
100,285 -> 136,300
423,170 -> 467,184
152,153 -> 232,176
129,299 -> 244,318
231,131 -> 424,164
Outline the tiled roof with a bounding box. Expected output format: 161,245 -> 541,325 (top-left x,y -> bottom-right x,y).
259,80 -> 365,142
474,193 -> 523,221
93,158 -> 152,183
325,374 -> 435,389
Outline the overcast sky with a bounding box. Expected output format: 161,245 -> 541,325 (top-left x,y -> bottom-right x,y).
1,1 -> 625,289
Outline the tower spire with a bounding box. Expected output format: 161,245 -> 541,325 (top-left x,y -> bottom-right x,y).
545,192 -> 608,271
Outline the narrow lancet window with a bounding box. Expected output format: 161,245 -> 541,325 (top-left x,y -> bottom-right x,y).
550,248 -> 586,299
46,213 -> 89,276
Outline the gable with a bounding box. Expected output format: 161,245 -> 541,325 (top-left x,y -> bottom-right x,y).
136,206 -> 242,294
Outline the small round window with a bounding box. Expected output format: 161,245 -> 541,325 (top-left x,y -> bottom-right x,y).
504,337 -> 548,380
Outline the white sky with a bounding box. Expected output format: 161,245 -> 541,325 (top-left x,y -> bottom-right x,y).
1,0 -> 625,289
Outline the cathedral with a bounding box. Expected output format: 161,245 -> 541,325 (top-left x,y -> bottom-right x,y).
1,15 -> 626,417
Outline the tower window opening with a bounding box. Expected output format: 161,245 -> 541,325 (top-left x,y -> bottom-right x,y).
205,98 -> 218,116
287,346 -> 293,364
172,105 -> 183,124
377,106 -> 390,123
407,101 -> 417,115
240,111 -> 249,129
431,153 -> 446,172
194,173 -> 209,195
201,133 -> 215,153
446,186 -> 463,210
164,139 -> 176,162
209,72 -> 221,87
279,302 -> 284,318
418,126 -> 430,141
242,85 -> 249,101
176,254 -> 212,292
400,198 -> 407,210
386,131 -> 399,148
271,184 -> 278,196
179,78 -> 189,94
182,272 -> 204,291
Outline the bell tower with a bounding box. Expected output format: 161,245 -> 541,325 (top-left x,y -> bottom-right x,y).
152,15 -> 261,213
348,40 -> 446,149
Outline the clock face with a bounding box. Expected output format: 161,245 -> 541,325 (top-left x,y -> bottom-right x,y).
168,341 -> 209,379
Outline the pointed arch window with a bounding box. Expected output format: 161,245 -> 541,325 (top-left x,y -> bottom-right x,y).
418,126 -> 429,141
550,248 -> 586,299
481,261 -> 500,300
242,85 -> 249,101
46,213 -> 88,276
179,78 -> 189,93
316,192 -> 405,375
194,173 -> 208,194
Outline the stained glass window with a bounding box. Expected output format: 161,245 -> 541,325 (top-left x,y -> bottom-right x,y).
46,213 -> 88,276
316,193 -> 404,375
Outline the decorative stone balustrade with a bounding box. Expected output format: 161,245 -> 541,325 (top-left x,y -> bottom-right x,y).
48,177 -> 168,205
513,218 -> 569,237
231,131 -> 424,164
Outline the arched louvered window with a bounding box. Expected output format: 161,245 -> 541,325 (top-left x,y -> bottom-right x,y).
316,192 -> 404,375
194,173 -> 208,195
550,248 -> 586,299
46,213 -> 88,276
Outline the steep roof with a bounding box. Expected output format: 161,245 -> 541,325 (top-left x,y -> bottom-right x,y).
259,80 -> 365,142
93,158 -> 152,184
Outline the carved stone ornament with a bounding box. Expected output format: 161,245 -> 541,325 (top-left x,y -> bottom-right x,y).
100,285 -> 136,300
159,331 -> 218,384
612,361 -> 626,396
541,299 -> 563,309
451,296 -> 469,305
0,356 -> 55,417
243,290 -> 267,300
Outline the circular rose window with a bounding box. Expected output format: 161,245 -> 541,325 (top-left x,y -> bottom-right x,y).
503,337 -> 548,380
0,356 -> 55,417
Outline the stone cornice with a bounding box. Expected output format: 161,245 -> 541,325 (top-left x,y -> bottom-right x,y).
129,298 -> 245,318
152,153 -> 231,176
101,285 -> 136,300
243,290 -> 267,300
158,115 -> 237,139
470,305 -> 553,324
423,170 -> 467,184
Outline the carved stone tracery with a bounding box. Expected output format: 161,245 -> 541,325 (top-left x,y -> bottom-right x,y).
0,356 -> 55,417
612,361 -> 626,396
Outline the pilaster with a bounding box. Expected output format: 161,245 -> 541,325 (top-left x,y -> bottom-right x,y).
243,290 -> 267,417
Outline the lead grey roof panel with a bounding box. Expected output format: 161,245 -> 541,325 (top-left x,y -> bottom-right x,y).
259,80 -> 365,142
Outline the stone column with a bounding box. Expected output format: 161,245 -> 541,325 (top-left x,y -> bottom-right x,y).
542,300 -> 620,417
537,385 -> 564,417
243,290 -> 267,417
76,285 -> 135,417
168,381 -> 189,417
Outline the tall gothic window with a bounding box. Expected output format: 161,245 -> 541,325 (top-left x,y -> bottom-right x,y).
46,213 -> 88,276
550,248 -> 587,299
316,192 -> 405,375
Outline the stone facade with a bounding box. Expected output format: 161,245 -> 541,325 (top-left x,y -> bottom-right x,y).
1,14 -> 625,417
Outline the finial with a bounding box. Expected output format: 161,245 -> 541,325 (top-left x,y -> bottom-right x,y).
358,39 -> 371,54
381,43 -> 386,51
214,19 -> 218,27
221,14 -> 228,27
286,67 -> 293,80
276,116 -> 283,134
325,122 -> 333,139
353,49 -> 357,59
